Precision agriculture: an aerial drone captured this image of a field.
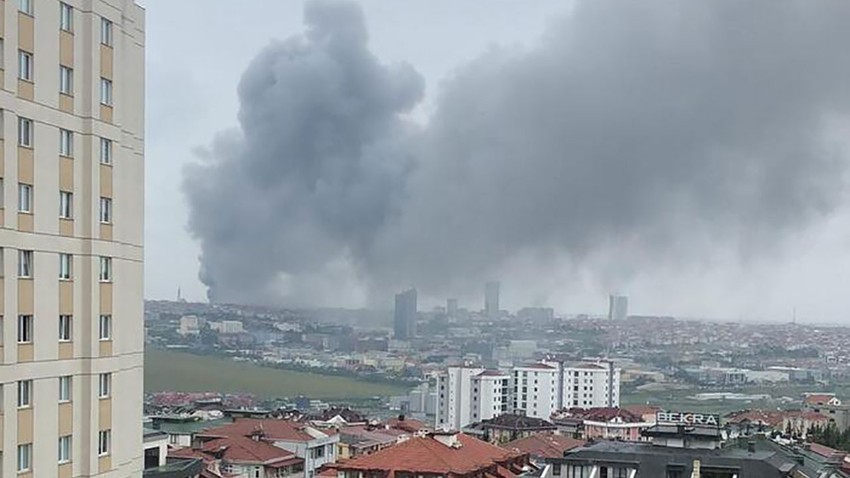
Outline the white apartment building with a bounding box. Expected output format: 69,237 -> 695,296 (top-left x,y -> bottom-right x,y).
550,361 -> 622,409
0,1 -> 145,477
435,366 -> 483,430
512,363 -> 559,421
470,370 -> 510,423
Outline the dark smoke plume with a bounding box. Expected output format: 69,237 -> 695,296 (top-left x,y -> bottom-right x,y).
185,0 -> 850,307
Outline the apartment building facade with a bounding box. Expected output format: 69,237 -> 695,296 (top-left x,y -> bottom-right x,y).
436,361 -> 622,430
0,1 -> 145,477
512,363 -> 558,421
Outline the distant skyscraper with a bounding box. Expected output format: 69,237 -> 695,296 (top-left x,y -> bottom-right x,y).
609,295 -> 629,320
394,288 -> 418,339
485,281 -> 500,317
447,298 -> 459,317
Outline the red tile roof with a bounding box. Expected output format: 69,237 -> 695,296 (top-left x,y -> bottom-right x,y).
502,433 -> 585,459
804,394 -> 837,406
557,408 -> 643,423
386,417 -> 428,433
200,435 -> 302,466
476,370 -> 510,377
517,363 -> 557,370
200,418 -> 319,442
336,433 -> 528,475
622,405 -> 661,417
809,442 -> 845,459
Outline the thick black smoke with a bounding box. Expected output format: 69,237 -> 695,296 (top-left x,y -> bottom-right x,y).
185,0 -> 850,307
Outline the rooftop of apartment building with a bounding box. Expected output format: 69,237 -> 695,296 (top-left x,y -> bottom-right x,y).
470,414 -> 558,432
199,418 -> 335,443
329,431 -> 533,476
502,433 -> 586,460
555,438 -> 806,477
552,407 -> 645,424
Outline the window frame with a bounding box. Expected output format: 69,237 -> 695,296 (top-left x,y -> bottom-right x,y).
60,65 -> 74,95
98,429 -> 111,456
59,375 -> 72,402
60,191 -> 74,219
59,314 -> 73,341
99,256 -> 112,282
18,117 -> 33,147
100,138 -> 113,164
18,183 -> 33,213
58,435 -> 72,463
99,314 -> 112,341
18,249 -> 33,278
60,128 -> 74,157
18,0 -> 33,16
59,253 -> 73,279
60,2 -> 73,32
98,373 -> 111,398
18,50 -> 33,81
100,77 -> 113,106
100,197 -> 112,223
17,443 -> 32,473
17,314 -> 33,344
101,18 -> 114,46
17,379 -> 32,408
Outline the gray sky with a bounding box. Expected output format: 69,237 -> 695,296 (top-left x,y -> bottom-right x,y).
144,0 -> 850,322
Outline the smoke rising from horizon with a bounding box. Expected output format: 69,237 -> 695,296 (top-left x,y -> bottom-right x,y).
184,0 -> 850,308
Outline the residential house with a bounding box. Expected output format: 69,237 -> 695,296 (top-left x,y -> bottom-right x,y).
330,431 -> 534,478
199,419 -> 339,478
466,413 -> 557,444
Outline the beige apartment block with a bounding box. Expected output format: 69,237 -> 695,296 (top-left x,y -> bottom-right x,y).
0,0 -> 145,477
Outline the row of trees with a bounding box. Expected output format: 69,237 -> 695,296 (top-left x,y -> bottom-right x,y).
807,423 -> 850,451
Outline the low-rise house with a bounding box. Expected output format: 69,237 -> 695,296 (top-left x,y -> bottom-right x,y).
329,431 -> 534,478
551,407 -> 654,441
172,434 -> 304,478
305,407 -> 368,429
336,426 -> 402,459
465,413 -> 557,444
199,419 -> 339,478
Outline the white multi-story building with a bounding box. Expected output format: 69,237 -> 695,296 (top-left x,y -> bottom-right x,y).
470,370 -> 510,423
435,366 -> 484,430
1,1 -> 145,477
512,363 -> 559,420
551,361 -> 622,409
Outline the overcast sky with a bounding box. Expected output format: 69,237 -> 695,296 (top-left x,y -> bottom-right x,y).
143,0 -> 850,322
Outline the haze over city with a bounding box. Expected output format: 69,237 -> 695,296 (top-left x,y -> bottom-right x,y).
143,0 -> 850,323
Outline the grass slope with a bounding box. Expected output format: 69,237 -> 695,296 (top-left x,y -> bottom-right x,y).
145,348 -> 410,399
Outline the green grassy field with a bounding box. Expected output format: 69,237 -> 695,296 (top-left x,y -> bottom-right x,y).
144,348 -> 411,399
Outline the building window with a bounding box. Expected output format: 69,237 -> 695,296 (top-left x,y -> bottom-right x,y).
17,380 -> 32,407
99,256 -> 112,281
60,65 -> 74,95
18,117 -> 33,147
100,78 -> 113,105
100,197 -> 112,223
98,373 -> 111,398
58,435 -> 72,463
60,191 -> 73,219
17,315 -> 33,343
59,376 -> 72,402
98,430 -> 111,456
17,443 -> 32,472
60,2 -> 73,32
59,315 -> 72,341
0,178 -> 4,208
59,252 -> 73,278
18,0 -> 33,15
18,250 -> 33,277
18,50 -> 33,81
18,183 -> 33,213
99,315 -> 112,340
101,18 -> 113,46
100,138 -> 113,164
553,464 -> 562,476
60,129 -> 74,156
